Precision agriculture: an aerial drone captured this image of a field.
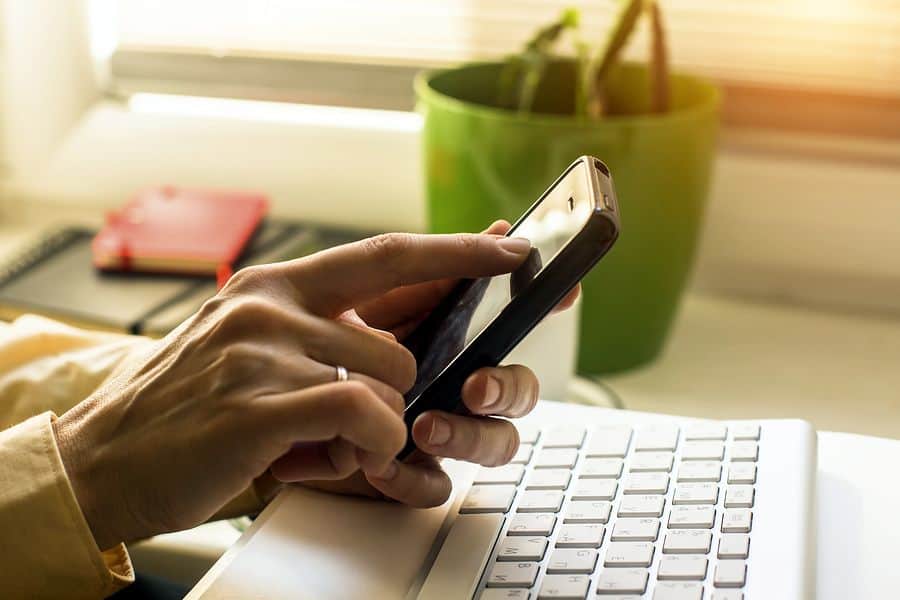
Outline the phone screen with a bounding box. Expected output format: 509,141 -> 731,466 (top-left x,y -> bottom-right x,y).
404,165 -> 595,403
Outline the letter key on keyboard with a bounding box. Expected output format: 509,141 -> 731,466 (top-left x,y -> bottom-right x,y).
461,485 -> 516,514
595,568 -> 649,595
653,581 -> 704,600
546,548 -> 598,574
496,537 -> 548,561
538,574 -> 590,599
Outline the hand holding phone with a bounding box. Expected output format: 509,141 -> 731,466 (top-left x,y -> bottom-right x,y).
400,156 -> 620,457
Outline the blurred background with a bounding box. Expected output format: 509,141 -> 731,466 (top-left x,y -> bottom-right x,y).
0,1 -> 899,436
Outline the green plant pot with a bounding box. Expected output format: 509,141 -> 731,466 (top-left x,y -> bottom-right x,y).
416,60 -> 720,374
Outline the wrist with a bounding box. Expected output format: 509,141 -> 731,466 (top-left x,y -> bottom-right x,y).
52,414 -> 119,551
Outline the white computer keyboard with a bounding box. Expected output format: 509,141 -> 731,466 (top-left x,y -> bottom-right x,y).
418,419 -> 816,600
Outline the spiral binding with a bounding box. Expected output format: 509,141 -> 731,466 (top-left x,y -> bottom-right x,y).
0,227 -> 85,286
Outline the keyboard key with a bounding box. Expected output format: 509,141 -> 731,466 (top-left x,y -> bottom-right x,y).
634,426 -> 679,451
543,427 -> 587,448
556,524 -> 606,548
595,568 -> 649,594
657,556 -> 708,581
580,458 -> 624,479
511,445 -> 534,465
673,483 -> 719,505
713,560 -> 747,588
617,495 -> 665,518
684,423 -> 727,440
526,469 -> 572,490
497,536 -> 548,561
711,591 -> 744,600
729,442 -> 758,462
680,441 -> 724,461
727,464 -> 757,484
535,449 -> 580,469
653,581 -> 703,600
724,485 -> 755,508
508,513 -> 557,536
476,465 -> 526,485
565,501 -> 613,524
629,452 -> 674,472
482,589 -> 532,600
603,541 -> 655,567
518,491 -> 565,513
677,461 -> 721,483
547,548 -> 599,574
518,427 -> 541,445
623,473 -> 669,495
572,479 -> 618,501
611,518 -> 660,541
663,531 -> 712,554
718,534 -> 750,559
585,426 -> 632,457
721,509 -> 752,533
668,506 -> 715,529
461,485 -> 516,514
539,573 -> 590,599
487,562 -> 540,588
731,424 -> 760,440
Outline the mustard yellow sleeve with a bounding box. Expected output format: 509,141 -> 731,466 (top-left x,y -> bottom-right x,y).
0,412 -> 133,598
0,315 -> 153,429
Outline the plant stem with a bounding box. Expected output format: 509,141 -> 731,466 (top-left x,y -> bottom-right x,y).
647,0 -> 671,113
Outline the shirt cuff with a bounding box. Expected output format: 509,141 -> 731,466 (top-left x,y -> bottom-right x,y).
0,412 -> 134,598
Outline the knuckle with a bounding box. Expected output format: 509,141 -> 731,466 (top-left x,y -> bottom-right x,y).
197,295 -> 227,320
388,388 -> 406,414
388,345 -> 418,393
454,233 -> 482,253
225,264 -> 268,291
337,381 -> 372,414
218,297 -> 276,336
388,422 -> 407,453
217,342 -> 264,380
363,233 -> 414,262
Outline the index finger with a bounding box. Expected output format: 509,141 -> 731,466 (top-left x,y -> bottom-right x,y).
285,232 -> 532,317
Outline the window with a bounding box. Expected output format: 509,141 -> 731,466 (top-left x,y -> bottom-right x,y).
97,0 -> 900,137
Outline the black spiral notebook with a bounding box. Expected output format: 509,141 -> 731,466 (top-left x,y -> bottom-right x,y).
0,221 -> 370,335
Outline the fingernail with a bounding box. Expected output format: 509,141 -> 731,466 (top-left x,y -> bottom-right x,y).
497,237 -> 532,256
428,416 -> 452,446
372,461 -> 398,481
482,375 -> 502,410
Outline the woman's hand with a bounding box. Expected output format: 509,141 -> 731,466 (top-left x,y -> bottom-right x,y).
52,230 -> 535,550
300,221 -> 580,507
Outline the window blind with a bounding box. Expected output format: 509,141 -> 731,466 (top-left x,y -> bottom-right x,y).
110,0 -> 900,98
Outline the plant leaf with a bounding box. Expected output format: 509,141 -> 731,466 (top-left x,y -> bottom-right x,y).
498,8 -> 582,113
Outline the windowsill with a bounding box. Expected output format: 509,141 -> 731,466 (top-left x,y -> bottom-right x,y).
603,293 -> 900,440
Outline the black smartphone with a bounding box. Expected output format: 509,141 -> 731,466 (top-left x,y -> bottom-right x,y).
399,156 -> 621,457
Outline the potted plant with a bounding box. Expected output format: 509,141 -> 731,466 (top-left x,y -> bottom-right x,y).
416,2 -> 720,374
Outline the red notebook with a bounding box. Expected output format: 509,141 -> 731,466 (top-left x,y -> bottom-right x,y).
93,186 -> 269,286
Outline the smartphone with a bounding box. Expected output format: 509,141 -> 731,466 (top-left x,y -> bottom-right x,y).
399,156 -> 620,457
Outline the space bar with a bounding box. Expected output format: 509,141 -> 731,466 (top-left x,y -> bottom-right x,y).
417,514 -> 504,599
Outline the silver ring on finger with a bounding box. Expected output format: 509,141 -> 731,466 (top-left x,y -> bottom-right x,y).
335,365 -> 349,382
